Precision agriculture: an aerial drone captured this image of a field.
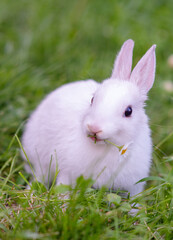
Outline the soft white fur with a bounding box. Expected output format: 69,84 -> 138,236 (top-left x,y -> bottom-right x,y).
22,39 -> 156,196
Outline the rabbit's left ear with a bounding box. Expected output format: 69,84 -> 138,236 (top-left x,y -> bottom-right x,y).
111,39 -> 134,80
130,45 -> 156,93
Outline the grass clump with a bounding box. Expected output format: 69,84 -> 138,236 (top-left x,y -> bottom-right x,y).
0,167 -> 173,239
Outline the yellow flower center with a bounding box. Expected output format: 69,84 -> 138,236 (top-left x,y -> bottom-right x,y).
121,148 -> 127,155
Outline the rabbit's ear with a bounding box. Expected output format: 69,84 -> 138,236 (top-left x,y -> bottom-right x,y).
111,39 -> 134,80
130,45 -> 156,93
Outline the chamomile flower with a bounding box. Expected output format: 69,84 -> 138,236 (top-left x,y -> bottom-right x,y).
88,135 -> 133,159
105,140 -> 133,159
119,141 -> 133,158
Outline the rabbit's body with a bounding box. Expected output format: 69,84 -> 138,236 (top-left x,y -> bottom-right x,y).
22,40 -> 156,196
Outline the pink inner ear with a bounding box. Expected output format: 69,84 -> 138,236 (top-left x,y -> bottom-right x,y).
111,39 -> 134,80
130,45 -> 156,93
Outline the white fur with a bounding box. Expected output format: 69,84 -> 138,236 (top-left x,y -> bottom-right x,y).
22,39 -> 156,196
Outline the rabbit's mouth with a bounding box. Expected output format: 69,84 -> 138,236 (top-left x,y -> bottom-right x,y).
88,134 -> 104,143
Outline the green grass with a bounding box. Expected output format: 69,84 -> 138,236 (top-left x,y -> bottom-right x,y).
0,0 -> 173,239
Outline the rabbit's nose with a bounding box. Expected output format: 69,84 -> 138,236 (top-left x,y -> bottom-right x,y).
87,124 -> 102,135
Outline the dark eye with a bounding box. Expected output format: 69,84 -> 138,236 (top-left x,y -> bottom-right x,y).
91,96 -> 94,105
124,106 -> 132,117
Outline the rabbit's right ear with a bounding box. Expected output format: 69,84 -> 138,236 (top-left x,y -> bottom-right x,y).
111,39 -> 134,80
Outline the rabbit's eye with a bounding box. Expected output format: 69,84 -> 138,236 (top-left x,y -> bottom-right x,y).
91,96 -> 94,105
124,106 -> 132,117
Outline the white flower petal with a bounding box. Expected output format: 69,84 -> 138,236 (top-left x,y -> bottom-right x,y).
119,141 -> 133,160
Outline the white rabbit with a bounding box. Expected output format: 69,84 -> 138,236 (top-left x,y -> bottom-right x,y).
22,39 -> 156,197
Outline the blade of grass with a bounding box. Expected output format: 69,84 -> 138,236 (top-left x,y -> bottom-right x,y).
1,155 -> 16,190
19,172 -> 31,188
0,157 -> 13,176
155,130 -> 173,149
15,134 -> 42,191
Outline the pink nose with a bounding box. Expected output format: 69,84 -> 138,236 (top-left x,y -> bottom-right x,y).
87,124 -> 102,134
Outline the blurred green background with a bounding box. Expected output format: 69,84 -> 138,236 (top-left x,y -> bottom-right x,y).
0,0 -> 173,173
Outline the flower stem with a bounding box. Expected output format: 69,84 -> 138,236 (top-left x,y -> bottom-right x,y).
88,135 -> 124,152
104,139 -> 124,151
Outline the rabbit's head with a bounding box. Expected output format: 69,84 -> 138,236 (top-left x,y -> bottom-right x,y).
83,39 -> 156,146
